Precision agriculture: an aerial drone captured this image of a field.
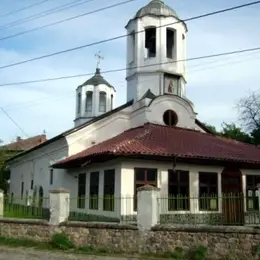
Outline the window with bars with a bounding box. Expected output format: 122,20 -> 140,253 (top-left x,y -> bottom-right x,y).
199,172 -> 218,211
21,181 -> 24,199
168,170 -> 189,211
77,173 -> 86,209
246,175 -> 260,211
103,169 -> 115,211
89,172 -> 99,210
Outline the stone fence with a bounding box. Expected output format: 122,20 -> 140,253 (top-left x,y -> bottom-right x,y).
1,186 -> 260,259
0,185 -> 162,229
0,218 -> 260,259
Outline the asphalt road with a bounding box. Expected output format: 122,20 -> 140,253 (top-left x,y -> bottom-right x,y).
0,247 -> 143,260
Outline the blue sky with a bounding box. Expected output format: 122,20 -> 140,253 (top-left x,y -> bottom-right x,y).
0,0 -> 260,144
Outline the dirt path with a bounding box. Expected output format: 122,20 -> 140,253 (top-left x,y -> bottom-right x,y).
0,246 -> 144,260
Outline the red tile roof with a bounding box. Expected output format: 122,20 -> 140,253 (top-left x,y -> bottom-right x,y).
53,123 -> 260,167
3,135 -> 47,151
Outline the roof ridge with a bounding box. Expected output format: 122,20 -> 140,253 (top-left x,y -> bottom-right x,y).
112,126 -> 151,153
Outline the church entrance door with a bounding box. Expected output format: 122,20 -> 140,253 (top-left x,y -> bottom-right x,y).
221,167 -> 244,225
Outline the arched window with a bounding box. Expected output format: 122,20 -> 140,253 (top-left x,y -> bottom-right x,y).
166,28 -> 175,59
145,27 -> 156,58
77,92 -> 81,114
85,91 -> 93,112
39,186 -> 44,207
99,91 -> 107,112
129,31 -> 135,62
111,94 -> 114,110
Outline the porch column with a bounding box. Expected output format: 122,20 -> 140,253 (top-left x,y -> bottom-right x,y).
218,173 -> 222,212
49,188 -> 70,225
242,174 -> 247,212
0,190 -> 3,218
85,173 -> 90,210
98,171 -> 104,211
190,171 -> 199,213
137,185 -> 160,230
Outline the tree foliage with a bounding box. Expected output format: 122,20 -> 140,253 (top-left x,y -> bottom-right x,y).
220,122 -> 253,144
237,91 -> 260,131
203,90 -> 260,145
203,121 -> 260,145
0,140 -> 12,193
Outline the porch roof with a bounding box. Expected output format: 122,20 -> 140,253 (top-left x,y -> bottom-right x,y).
52,123 -> 260,169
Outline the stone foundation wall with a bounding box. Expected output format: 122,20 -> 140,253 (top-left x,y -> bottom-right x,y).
1,219 -> 260,259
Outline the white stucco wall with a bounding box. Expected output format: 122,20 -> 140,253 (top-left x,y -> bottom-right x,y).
8,138 -> 72,204
129,95 -> 199,130
120,159 -> 224,216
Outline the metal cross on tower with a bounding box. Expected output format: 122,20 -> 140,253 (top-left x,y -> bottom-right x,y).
95,51 -> 104,69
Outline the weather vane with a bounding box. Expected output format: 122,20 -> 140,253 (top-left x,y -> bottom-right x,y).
95,51 -> 104,69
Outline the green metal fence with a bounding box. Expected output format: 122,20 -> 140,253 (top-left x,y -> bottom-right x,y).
159,193 -> 260,226
68,195 -> 136,223
3,196 -> 50,220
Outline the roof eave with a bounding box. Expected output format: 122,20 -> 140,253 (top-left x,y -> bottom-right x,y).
52,153 -> 260,170
7,100 -> 134,164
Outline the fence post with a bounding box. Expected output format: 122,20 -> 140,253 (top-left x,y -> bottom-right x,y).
137,185 -> 160,230
49,188 -> 70,225
257,184 -> 260,215
0,189 -> 3,218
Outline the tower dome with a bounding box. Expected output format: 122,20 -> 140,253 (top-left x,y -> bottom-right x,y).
134,0 -> 179,20
74,60 -> 116,127
81,68 -> 114,89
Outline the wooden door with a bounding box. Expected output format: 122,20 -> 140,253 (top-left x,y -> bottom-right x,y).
221,168 -> 244,225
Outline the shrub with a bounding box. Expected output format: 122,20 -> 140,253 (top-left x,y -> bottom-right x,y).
50,232 -> 75,250
187,246 -> 207,260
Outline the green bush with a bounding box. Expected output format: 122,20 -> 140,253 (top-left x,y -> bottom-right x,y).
252,244 -> 260,260
50,232 -> 75,250
187,246 -> 207,260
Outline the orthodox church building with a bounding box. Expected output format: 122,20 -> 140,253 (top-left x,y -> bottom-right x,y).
7,0 -> 260,224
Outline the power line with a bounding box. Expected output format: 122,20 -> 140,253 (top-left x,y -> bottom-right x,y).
0,0 -> 136,42
3,53 -> 260,162
0,0 -> 258,67
0,0 -> 51,19
0,0 -> 93,31
3,50 -> 260,111
0,45 -> 260,88
1,108 -> 31,140
1,107 -> 56,162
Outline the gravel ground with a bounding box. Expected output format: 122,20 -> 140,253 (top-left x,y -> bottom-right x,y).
0,247 -> 145,260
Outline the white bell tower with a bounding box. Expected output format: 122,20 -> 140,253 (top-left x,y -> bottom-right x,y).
74,52 -> 116,127
125,0 -> 187,102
